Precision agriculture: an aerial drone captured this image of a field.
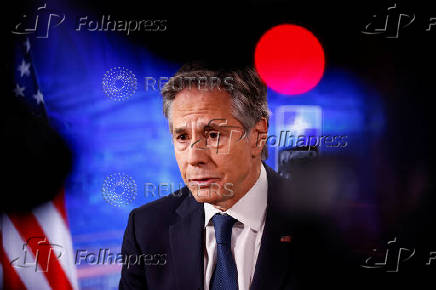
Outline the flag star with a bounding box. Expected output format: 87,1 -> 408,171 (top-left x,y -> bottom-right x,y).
17,59 -> 31,77
24,38 -> 31,53
33,90 -> 44,104
13,83 -> 26,97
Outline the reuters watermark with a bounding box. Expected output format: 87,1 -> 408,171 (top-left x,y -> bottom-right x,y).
145,76 -> 234,92
102,66 -> 234,101
101,172 -> 137,207
102,67 -> 137,101
144,182 -> 234,198
101,171 -> 235,207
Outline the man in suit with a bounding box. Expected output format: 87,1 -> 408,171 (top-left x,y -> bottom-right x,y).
119,63 -> 355,290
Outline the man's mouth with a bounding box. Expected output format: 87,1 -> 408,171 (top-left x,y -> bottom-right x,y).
188,178 -> 221,188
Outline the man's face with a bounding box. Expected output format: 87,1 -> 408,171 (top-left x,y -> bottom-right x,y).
170,88 -> 261,204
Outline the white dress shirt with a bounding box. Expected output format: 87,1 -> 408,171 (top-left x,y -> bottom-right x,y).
203,163 -> 268,290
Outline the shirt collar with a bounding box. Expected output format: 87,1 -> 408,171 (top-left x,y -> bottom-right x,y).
203,162 -> 268,232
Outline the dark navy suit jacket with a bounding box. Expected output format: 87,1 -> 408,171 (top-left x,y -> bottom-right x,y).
119,162 -> 356,290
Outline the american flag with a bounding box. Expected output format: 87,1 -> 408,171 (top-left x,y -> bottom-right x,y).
0,37 -> 78,290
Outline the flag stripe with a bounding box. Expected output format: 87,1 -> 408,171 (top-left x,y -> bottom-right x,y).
8,211 -> 73,290
33,203 -> 78,290
1,233 -> 27,290
2,215 -> 51,290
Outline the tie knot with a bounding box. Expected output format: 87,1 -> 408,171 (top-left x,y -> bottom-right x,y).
212,213 -> 237,245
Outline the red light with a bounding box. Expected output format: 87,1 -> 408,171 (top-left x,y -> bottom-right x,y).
255,24 -> 325,95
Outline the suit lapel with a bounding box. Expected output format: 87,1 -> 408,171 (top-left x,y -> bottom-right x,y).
250,162 -> 293,290
169,189 -> 205,290
168,164 -> 293,290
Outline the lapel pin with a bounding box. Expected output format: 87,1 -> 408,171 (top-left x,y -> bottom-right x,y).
280,235 -> 292,243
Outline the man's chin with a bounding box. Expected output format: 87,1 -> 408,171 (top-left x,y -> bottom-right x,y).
189,188 -> 231,204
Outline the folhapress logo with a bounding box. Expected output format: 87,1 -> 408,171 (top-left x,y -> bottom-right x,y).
362,3 -> 436,38
11,4 -> 167,38
11,3 -> 65,38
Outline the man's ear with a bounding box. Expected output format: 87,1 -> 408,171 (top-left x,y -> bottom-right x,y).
249,117 -> 268,157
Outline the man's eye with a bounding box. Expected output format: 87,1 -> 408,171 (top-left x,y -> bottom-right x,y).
207,131 -> 219,139
176,134 -> 188,141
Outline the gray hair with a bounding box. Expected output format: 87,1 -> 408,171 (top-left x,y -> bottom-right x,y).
161,63 -> 270,160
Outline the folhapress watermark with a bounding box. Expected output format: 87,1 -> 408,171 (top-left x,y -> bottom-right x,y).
75,249 -> 167,268
9,237 -> 63,272
9,240 -> 166,272
11,3 -> 65,38
11,3 -> 167,38
256,131 -> 348,150
362,3 -> 436,38
76,16 -> 167,35
360,237 -> 436,272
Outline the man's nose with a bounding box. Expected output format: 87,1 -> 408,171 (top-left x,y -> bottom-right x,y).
187,134 -> 210,166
